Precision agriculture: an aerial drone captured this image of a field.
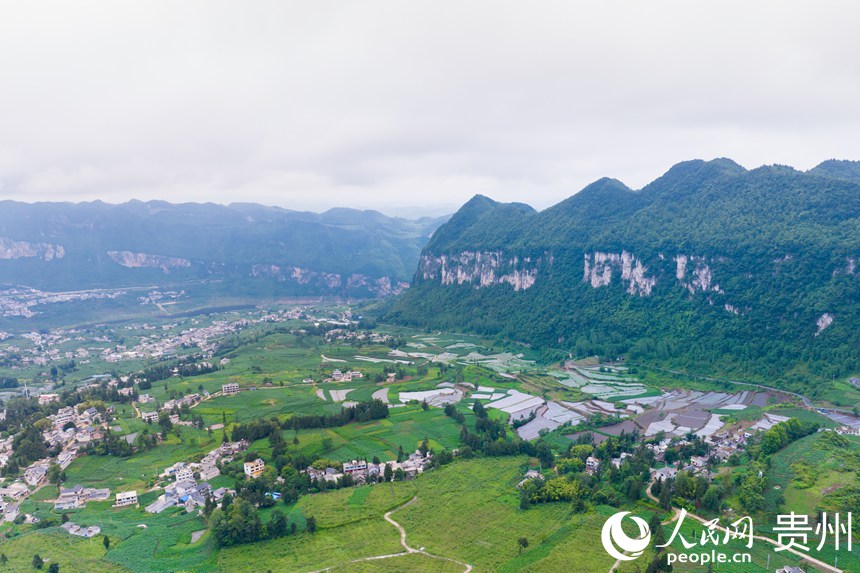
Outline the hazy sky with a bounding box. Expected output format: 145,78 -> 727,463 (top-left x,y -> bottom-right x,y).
1,1 -> 859,216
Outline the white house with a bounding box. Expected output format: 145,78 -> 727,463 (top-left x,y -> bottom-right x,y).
114,491 -> 138,507
244,459 -> 265,479
343,460 -> 367,475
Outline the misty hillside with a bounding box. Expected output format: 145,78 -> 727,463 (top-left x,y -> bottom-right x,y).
0,200 -> 447,297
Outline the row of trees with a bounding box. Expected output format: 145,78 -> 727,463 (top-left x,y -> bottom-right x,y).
230,400 -> 390,443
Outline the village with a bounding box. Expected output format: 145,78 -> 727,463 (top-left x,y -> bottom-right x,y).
0,304 -> 315,373
0,306 -> 857,573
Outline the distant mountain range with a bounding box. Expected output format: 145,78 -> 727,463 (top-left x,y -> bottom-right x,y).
0,200 -> 448,297
388,159 -> 860,395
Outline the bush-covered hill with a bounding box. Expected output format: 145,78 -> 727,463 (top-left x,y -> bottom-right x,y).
388,159 -> 860,394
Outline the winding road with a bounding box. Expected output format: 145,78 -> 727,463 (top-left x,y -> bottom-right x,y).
311,496 -> 473,573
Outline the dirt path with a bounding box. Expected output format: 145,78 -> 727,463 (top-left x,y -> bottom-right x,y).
620,482 -> 844,573
310,496 -> 473,573
131,400 -> 142,418
371,387 -> 390,403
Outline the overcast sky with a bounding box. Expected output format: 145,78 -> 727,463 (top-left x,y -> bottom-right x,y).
1,1 -> 859,216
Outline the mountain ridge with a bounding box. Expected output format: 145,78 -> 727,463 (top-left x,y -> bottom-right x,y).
388,158 -> 860,394
0,200 -> 449,298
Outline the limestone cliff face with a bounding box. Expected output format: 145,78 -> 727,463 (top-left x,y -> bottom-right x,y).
416,246 -> 854,329
673,254 -> 723,294
0,237 -> 65,261
583,251 -> 656,296
419,248 -> 745,311
815,313 -> 834,336
250,264 -> 407,296
107,251 -> 191,273
418,251 -> 544,291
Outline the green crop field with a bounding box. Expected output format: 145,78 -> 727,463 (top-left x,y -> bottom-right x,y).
0,530 -> 128,573
219,456 -> 622,573
267,404 -> 468,461
818,377 -> 860,409
0,503 -> 217,573
62,430 -> 220,492
327,553 -> 466,572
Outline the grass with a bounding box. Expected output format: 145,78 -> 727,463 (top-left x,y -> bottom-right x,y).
753,433 -> 860,572
394,457 -> 616,573
327,553 -> 466,572
219,517 -> 401,572
218,482 -> 415,572
768,406 -> 839,428
818,377 -> 860,409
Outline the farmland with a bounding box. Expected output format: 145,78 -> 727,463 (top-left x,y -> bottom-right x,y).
219,457 -> 619,573
1,304 -> 858,573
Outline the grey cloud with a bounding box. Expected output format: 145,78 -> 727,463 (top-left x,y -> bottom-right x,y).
1,1 -> 859,215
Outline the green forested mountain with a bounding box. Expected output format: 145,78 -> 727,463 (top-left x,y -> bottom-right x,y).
388,159 -> 860,394
0,200 -> 446,297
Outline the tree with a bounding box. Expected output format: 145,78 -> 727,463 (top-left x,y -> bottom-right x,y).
306,515 -> 316,534
517,537 -> 529,555
535,442 -> 554,469
33,554 -> 44,569
702,485 -> 724,512
48,564 -> 60,573
47,462 -> 63,486
383,463 -> 393,482
210,499 -> 263,547
472,401 -> 487,418
648,513 -> 665,548
268,509 -> 289,538
103,535 -> 110,550
158,410 -> 173,432
203,494 -> 216,517
0,553 -> 7,565
659,481 -> 672,510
